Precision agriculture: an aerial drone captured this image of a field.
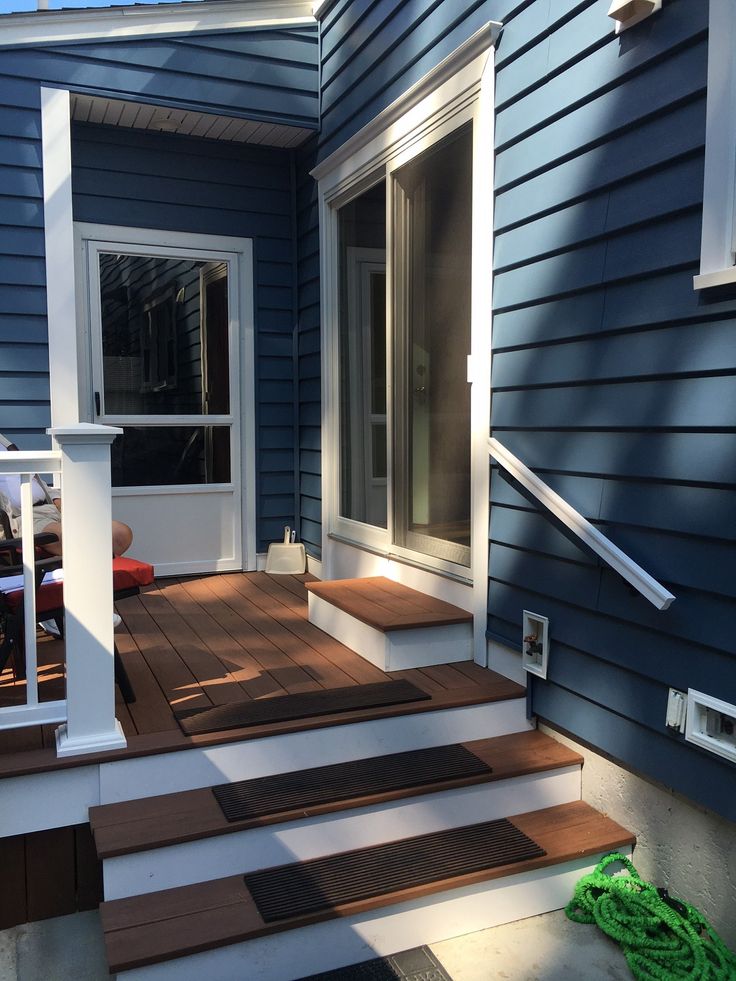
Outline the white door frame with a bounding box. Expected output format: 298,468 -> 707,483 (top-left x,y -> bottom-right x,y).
73,223 -> 257,574
312,24 -> 499,663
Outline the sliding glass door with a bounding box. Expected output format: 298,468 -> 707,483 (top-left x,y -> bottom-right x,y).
335,125 -> 473,569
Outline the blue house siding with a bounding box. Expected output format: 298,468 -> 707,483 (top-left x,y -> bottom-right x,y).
314,0 -> 736,819
490,0 -> 736,820
295,137 -> 321,559
0,23 -> 318,547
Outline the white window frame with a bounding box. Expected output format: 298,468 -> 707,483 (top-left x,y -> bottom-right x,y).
694,0 -> 736,290
313,22 -> 500,660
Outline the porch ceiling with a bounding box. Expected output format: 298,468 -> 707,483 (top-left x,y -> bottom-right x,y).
71,93 -> 314,149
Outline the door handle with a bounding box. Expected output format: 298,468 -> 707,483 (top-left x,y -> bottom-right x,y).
94,391 -> 101,415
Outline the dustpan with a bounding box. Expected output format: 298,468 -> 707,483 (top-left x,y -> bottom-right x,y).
265,527 -> 306,575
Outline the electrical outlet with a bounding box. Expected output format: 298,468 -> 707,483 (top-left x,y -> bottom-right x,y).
685,690 -> 736,764
666,688 -> 687,733
522,611 -> 549,679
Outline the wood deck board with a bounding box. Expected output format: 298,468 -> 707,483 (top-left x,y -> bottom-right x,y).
102,800 -> 634,974
184,576 -> 320,695
305,577 -> 473,632
0,573 -> 525,777
216,575 -> 360,690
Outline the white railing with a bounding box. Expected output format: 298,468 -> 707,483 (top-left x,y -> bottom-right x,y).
0,424 -> 127,755
488,437 -> 675,611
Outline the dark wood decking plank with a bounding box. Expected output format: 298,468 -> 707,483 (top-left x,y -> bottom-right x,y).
115,595 -> 211,714
138,586 -> 254,706
387,668 -> 446,694
212,574 -> 358,690
102,802 -> 635,974
236,574 -> 387,685
111,625 -> 181,735
245,572 -> 307,612
271,573 -> 311,601
179,576 -> 319,695
419,663 -> 479,690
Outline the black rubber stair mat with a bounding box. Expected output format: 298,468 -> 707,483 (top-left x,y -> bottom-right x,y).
174,679 -> 430,736
213,743 -> 492,822
245,818 -> 545,922
298,946 -> 453,981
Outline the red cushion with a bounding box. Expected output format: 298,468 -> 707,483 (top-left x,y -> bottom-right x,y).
1,556 -> 154,614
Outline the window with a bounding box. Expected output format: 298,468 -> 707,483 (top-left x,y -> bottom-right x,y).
695,0 -> 736,289
316,25 -> 498,578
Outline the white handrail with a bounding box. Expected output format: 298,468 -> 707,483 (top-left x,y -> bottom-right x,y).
488,437 -> 675,611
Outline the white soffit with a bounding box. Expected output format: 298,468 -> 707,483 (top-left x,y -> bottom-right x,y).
71,93 -> 313,148
0,0 -> 315,48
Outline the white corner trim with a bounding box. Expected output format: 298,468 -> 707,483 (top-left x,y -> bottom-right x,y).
41,87 -> 80,429
312,21 -> 502,186
696,0 -> 736,285
488,437 -> 676,612
0,0 -> 314,48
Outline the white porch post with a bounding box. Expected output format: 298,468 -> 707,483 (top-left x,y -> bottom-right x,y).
50,423 -> 127,757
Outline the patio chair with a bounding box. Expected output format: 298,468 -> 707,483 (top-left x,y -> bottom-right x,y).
0,506 -> 153,705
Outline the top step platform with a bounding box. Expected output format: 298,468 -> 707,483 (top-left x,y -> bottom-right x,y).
306,577 -> 473,671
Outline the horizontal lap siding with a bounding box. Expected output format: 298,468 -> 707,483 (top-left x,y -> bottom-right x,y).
0,26 -> 318,545
492,0 -> 736,819
296,137 -> 321,558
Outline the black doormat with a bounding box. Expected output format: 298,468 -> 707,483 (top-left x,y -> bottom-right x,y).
213,743 -> 492,822
245,818 -> 545,922
174,679 -> 430,736
297,945 -> 453,980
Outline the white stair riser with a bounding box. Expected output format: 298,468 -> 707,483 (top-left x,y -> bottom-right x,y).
116,846 -> 632,981
98,699 -> 531,805
103,765 -> 581,899
308,592 -> 472,670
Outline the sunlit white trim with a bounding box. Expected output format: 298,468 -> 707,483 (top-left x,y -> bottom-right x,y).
695,0 -> 736,287
0,701 -> 67,732
0,1 -> 314,48
488,437 -> 675,611
41,87 -> 80,429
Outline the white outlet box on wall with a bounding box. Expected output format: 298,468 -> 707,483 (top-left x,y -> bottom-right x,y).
522,611 -> 549,679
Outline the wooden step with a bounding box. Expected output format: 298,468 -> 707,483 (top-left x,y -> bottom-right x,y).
305,578 -> 472,631
306,578 -> 473,671
90,731 -> 581,859
102,800 -> 635,978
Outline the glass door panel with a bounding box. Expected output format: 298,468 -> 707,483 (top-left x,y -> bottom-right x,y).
393,126 -> 473,566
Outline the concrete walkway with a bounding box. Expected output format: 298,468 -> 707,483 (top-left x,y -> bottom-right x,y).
0,908 -> 631,980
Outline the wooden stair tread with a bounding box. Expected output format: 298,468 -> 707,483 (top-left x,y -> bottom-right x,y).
90,731 -> 582,858
305,577 -> 473,632
101,800 -> 635,974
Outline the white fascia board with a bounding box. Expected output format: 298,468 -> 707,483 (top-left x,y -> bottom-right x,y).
0,1 -> 315,48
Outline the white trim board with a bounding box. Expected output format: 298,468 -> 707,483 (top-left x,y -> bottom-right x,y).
42,87 -> 80,430
695,0 -> 736,288
0,1 -> 315,48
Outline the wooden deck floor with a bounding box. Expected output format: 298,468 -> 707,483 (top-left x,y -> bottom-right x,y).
0,572 -> 524,776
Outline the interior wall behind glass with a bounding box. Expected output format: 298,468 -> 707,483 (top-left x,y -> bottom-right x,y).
338,180 -> 387,528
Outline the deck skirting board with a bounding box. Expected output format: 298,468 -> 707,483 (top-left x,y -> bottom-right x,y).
308,592 -> 473,670
102,766 -> 581,900
114,848 -> 631,981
